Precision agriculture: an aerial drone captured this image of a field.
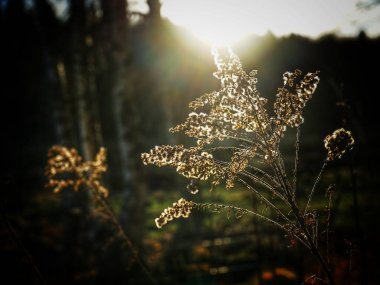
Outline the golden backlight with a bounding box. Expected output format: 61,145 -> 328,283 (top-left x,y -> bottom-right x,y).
161,0 -> 377,45
162,0 -> 265,45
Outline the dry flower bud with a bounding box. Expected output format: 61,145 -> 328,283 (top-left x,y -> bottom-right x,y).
324,128 -> 355,161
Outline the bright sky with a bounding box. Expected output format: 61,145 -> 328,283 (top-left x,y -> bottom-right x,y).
47,0 -> 380,44
132,0 -> 380,44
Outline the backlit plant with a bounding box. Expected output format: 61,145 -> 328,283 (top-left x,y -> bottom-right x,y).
141,48 -> 354,284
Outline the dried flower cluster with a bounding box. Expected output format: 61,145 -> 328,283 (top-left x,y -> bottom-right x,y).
155,198 -> 194,229
46,145 -> 108,197
324,128 -> 355,161
272,69 -> 320,146
141,145 -> 224,183
171,49 -> 271,147
142,48 -> 322,197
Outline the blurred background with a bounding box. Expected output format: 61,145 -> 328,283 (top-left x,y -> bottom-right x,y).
1,0 -> 379,284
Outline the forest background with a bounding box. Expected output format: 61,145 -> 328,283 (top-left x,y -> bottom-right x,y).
1,0 -> 379,284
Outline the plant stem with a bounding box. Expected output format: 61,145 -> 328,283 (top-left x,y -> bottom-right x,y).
326,186 -> 334,267
195,202 -> 309,248
290,200 -> 335,285
293,127 -> 300,196
304,161 -> 327,216
89,184 -> 157,284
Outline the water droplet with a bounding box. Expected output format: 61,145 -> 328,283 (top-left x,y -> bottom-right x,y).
187,180 -> 199,194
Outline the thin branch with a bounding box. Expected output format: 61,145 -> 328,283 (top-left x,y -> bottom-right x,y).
289,199 -> 335,285
272,159 -> 292,198
276,145 -> 288,181
215,160 -> 278,194
197,202 -> 284,229
195,202 -> 309,249
301,274 -> 328,284
245,164 -> 281,187
235,176 -> 293,225
204,146 -> 245,152
223,135 -> 266,150
304,161 -> 327,216
88,183 -> 157,284
214,159 -> 291,211
293,127 -> 300,196
238,170 -> 276,191
238,170 -> 289,205
326,186 -> 334,266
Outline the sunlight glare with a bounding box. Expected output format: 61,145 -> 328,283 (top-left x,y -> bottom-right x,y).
161,0 -> 378,44
161,0 -> 262,45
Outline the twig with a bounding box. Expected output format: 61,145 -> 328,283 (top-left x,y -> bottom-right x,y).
304,161 -> 327,216
326,185 -> 334,266
239,170 -> 288,203
236,176 -> 292,225
293,127 -> 300,196
88,184 -> 157,284
301,274 -> 328,284
195,202 -> 309,249
289,200 -> 335,285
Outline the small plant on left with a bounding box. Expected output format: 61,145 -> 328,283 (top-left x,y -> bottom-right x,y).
45,145 -> 156,284
46,145 -> 109,197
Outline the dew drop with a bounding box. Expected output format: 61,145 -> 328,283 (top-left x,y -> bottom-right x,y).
187,180 -> 199,194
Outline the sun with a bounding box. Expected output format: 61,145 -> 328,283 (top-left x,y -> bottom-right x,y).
161,0 -> 266,45
160,0 -> 370,44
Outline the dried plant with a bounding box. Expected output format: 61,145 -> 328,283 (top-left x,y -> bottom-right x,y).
46,145 -> 109,197
46,145 -> 156,284
142,48 -> 355,284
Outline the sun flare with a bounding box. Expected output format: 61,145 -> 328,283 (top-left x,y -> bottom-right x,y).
161,0 -> 261,45
160,0 -> 374,45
